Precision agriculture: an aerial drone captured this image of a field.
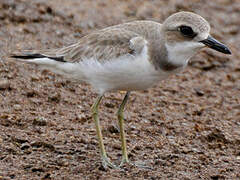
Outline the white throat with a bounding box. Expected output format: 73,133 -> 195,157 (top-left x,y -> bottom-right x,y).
166,41 -> 204,66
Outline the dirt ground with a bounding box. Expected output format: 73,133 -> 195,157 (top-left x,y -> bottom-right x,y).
0,0 -> 240,179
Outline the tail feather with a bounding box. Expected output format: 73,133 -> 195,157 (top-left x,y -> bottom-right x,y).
11,53 -> 66,62
11,52 -> 83,81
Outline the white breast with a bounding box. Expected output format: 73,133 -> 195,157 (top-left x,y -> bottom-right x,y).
74,46 -> 170,94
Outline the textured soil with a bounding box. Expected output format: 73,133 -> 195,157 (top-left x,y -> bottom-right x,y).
0,0 -> 240,179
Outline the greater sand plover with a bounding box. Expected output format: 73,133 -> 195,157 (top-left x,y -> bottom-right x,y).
11,11 -> 231,169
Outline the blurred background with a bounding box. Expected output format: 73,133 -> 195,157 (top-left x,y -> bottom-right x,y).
0,0 -> 239,179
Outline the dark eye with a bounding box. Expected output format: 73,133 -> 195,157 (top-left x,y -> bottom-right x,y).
178,26 -> 196,38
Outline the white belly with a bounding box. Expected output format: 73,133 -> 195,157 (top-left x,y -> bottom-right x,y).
74,54 -> 171,94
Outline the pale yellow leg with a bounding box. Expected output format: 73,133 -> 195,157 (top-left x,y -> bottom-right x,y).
117,92 -> 130,167
92,94 -> 150,169
91,95 -> 117,169
117,92 -> 152,169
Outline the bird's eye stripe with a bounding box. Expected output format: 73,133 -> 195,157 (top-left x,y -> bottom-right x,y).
178,25 -> 197,38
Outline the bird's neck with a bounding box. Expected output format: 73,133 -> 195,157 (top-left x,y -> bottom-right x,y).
149,39 -> 186,72
165,43 -> 193,68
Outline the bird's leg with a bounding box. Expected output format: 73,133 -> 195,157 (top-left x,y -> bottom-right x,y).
91,95 -> 117,169
117,91 -> 131,167
117,92 -> 152,169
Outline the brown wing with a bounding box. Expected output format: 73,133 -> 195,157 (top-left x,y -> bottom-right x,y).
39,28 -> 141,63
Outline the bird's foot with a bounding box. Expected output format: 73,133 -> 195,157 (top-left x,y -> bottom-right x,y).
101,156 -> 119,169
119,158 -> 129,167
119,158 -> 152,170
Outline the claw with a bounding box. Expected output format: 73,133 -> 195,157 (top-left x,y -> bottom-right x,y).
101,156 -> 119,169
119,158 -> 129,167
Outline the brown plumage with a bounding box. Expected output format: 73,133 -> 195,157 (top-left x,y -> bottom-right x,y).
35,21 -> 162,63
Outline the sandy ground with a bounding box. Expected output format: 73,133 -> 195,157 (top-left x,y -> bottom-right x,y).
0,0 -> 240,179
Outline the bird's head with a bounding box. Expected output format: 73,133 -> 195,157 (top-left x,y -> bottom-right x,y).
162,11 -> 231,63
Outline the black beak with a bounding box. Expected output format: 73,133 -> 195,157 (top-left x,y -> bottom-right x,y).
200,35 -> 231,54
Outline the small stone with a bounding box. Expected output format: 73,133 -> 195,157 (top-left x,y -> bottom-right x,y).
31,167 -> 45,172
30,75 -> 40,81
0,80 -> 10,90
13,104 -> 22,111
33,117 -> 47,126
56,30 -> 65,37
48,92 -> 61,103
26,90 -> 37,97
104,102 -> 115,108
194,88 -> 204,96
21,142 -> 31,150
107,124 -> 119,134
226,74 -> 236,82
77,114 -> 90,123
112,144 -> 121,150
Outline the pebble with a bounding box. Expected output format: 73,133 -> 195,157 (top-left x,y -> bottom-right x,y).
77,114 -> 88,122
48,93 -> 61,102
30,75 -> 40,81
21,143 -> 31,150
0,80 -> 10,90
107,124 -> 120,134
13,104 -> 22,111
194,88 -> 205,96
104,102 -> 115,108
33,117 -> 47,126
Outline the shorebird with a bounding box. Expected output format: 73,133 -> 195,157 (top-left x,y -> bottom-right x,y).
11,11 -> 231,169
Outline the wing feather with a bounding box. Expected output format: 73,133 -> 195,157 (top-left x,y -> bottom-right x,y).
40,28 -> 145,62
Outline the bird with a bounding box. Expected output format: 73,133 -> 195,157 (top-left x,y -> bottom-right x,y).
11,11 -> 231,169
